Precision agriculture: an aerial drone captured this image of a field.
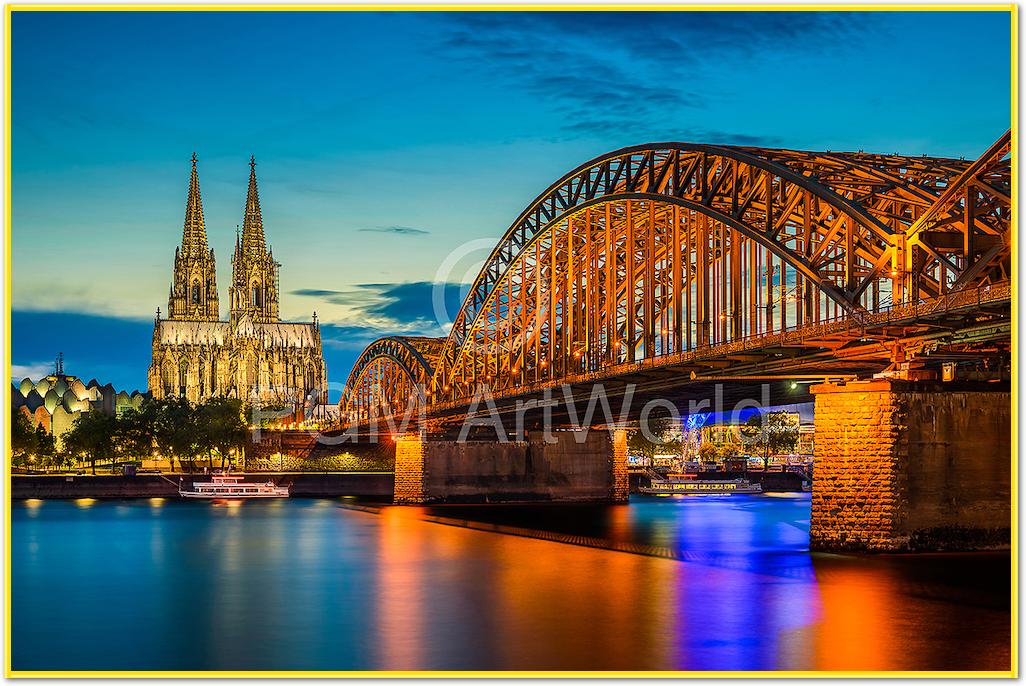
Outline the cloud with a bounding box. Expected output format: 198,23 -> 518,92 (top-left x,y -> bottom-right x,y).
430,11 -> 877,142
290,281 -> 470,383
291,280 -> 468,339
11,361 -> 55,381
358,225 -> 431,236
319,323 -> 392,352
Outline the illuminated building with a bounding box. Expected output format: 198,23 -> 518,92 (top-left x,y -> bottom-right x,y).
10,354 -> 148,448
148,155 -> 327,408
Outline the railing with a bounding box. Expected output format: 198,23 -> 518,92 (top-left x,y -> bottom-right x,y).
428,281 -> 1011,413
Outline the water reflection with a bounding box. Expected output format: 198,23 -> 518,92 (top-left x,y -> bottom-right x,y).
10,496 -> 1010,672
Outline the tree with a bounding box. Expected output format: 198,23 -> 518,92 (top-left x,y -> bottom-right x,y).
11,409 -> 37,467
34,425 -> 56,471
63,411 -> 117,474
740,411 -> 799,469
697,442 -> 719,463
116,405 -> 157,462
152,397 -> 200,472
628,415 -> 680,464
719,444 -> 741,460
197,398 -> 247,470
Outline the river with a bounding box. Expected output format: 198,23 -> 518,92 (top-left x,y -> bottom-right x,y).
11,494 -> 1010,672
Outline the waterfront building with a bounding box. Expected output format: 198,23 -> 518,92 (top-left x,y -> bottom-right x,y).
148,155 -> 327,408
10,354 -> 149,449
698,409 -> 814,464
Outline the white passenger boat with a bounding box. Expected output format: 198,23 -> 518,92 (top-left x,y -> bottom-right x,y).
179,473 -> 289,499
639,476 -> 762,495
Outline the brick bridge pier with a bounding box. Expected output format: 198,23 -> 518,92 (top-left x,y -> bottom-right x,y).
393,429 -> 629,505
810,380 -> 1010,552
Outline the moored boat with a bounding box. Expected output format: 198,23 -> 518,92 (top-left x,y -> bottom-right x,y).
179,473 -> 289,499
639,476 -> 762,495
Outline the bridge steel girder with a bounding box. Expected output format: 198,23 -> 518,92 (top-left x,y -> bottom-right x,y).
340,133 -> 1011,416
340,336 -> 441,426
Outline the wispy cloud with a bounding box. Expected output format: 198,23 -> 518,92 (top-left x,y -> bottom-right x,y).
11,361 -> 55,381
319,323 -> 393,353
292,280 -> 468,341
359,225 -> 431,236
431,11 -> 878,143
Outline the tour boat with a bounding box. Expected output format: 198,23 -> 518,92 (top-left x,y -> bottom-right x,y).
179,473 -> 289,499
639,476 -> 763,495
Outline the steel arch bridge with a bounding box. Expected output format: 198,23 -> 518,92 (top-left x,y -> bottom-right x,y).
340,131 -> 1011,425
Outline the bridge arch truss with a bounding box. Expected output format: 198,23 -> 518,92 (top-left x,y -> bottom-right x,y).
340,336 -> 442,425
341,132 -> 1010,413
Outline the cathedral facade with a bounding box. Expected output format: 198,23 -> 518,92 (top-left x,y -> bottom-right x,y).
148,155 -> 327,409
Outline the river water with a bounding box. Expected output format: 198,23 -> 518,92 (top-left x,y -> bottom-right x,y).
11,494 -> 1010,672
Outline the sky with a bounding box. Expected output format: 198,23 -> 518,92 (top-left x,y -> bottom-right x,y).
10,10 -> 1012,393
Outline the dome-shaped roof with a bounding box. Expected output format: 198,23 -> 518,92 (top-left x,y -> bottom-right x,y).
70,379 -> 87,401
43,389 -> 60,414
62,391 -> 87,414
18,378 -> 33,397
53,378 -> 68,397
35,378 -> 52,396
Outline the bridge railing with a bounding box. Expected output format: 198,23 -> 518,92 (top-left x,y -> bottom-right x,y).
425,281 -> 1010,413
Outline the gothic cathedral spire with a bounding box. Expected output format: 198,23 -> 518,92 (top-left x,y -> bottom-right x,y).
230,156 -> 280,324
240,155 -> 266,254
167,153 -> 219,321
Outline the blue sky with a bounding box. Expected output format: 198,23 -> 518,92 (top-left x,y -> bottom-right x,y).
10,10 -> 1012,392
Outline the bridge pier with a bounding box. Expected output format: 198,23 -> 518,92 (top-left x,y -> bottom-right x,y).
393,429 -> 629,505
810,379 -> 1010,552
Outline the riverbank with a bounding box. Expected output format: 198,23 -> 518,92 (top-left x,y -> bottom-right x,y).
10,472 -> 393,499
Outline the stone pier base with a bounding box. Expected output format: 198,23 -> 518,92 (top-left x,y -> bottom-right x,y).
393,429 -> 629,505
810,380 -> 1010,552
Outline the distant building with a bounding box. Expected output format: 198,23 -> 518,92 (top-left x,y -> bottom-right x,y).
699,410 -> 814,459
148,155 -> 327,409
11,355 -> 149,449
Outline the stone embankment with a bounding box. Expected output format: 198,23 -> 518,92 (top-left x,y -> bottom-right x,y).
11,472 -> 393,500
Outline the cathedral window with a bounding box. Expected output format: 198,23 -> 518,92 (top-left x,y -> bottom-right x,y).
179,361 -> 189,392
191,281 -> 201,304
251,284 -> 261,307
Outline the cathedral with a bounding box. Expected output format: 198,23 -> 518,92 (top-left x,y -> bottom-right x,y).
148,155 -> 327,409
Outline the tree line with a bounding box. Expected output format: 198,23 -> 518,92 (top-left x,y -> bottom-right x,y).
11,397 -> 250,473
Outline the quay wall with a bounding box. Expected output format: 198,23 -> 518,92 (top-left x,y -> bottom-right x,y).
11,472 -> 394,500
244,431 -> 394,472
